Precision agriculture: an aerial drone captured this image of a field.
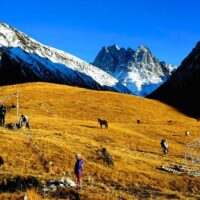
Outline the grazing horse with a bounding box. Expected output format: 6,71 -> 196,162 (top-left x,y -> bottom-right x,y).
160,138 -> 169,155
98,118 -> 108,129
136,119 -> 141,124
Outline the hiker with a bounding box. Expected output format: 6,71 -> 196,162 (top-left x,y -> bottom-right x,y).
17,114 -> 30,129
74,153 -> 84,191
160,138 -> 169,155
0,104 -> 6,127
185,130 -> 190,136
0,156 -> 4,167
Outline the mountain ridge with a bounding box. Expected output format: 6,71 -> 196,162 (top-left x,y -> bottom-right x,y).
92,44 -> 176,96
0,22 -> 131,94
149,41 -> 200,117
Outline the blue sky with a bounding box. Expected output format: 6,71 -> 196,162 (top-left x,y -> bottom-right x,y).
1,0 -> 200,66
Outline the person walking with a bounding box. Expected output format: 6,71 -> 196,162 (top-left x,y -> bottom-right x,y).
0,104 -> 6,127
160,138 -> 169,155
18,114 -> 30,129
74,153 -> 84,191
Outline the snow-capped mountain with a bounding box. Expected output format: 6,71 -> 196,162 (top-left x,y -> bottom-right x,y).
149,41 -> 200,117
92,45 -> 176,96
0,22 -> 131,94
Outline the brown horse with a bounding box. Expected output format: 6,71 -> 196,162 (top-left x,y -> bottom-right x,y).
98,118 -> 108,129
136,119 -> 141,124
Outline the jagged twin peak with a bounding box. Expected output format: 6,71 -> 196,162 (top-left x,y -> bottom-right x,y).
0,22 -> 130,94
92,45 -> 176,96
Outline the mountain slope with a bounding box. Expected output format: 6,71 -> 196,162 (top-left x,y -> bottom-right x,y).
0,22 -> 131,94
92,45 -> 176,96
149,42 -> 200,117
0,82 -> 200,200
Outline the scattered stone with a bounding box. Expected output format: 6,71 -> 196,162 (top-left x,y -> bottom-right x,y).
60,177 -> 76,187
33,143 -> 40,152
42,177 -> 76,193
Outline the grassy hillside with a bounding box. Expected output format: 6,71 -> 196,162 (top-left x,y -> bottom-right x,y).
0,82 -> 200,200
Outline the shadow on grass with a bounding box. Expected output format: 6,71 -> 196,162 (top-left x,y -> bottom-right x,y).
79,125 -> 99,129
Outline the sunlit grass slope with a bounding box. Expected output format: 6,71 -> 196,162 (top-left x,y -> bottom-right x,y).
0,82 -> 200,200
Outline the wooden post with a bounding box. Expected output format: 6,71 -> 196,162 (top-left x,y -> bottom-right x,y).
16,92 -> 19,122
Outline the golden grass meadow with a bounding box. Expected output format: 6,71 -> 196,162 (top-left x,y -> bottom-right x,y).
0,82 -> 200,200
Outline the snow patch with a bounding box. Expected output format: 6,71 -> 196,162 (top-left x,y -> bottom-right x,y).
0,22 -> 131,94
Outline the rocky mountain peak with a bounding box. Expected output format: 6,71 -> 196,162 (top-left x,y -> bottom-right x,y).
194,41 -> 200,49
107,44 -> 121,51
93,45 -> 176,96
137,45 -> 150,52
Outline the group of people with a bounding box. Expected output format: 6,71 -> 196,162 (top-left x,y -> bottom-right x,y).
0,104 -> 30,129
1,102 -> 185,192
0,102 -> 85,191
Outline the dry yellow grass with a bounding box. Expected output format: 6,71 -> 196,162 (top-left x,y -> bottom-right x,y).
0,82 -> 200,200
27,189 -> 48,200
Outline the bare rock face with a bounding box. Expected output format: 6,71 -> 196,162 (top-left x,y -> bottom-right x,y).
149,42 -> 200,117
93,45 -> 176,96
